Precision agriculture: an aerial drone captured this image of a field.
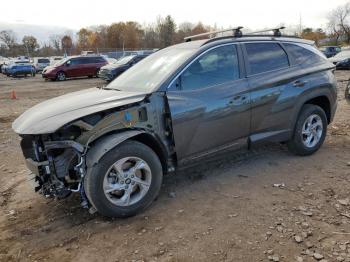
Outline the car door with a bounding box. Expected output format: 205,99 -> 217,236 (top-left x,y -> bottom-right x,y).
167,44 -> 251,161
65,58 -> 83,77
242,42 -> 298,142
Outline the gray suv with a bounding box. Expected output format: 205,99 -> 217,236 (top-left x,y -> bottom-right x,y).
13,30 -> 337,218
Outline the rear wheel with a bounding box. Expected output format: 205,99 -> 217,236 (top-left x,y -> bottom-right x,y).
287,104 -> 327,156
56,71 -> 66,81
84,141 -> 163,218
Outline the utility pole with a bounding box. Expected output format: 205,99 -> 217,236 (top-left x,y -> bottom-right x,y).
299,13 -> 303,36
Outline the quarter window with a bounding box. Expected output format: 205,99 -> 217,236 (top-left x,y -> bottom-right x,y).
283,43 -> 326,65
245,43 -> 289,75
180,45 -> 239,91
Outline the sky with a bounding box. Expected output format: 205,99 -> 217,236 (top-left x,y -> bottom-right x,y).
0,0 -> 349,33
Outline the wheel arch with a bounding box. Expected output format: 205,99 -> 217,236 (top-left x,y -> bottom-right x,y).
85,130 -> 168,173
303,96 -> 331,123
290,90 -> 333,133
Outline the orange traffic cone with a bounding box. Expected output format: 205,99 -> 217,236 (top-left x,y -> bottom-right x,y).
11,90 -> 17,100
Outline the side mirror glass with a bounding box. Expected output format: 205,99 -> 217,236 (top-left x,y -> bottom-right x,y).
66,61 -> 71,66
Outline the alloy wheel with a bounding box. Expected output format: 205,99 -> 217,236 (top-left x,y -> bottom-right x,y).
301,114 -> 323,148
103,157 -> 152,207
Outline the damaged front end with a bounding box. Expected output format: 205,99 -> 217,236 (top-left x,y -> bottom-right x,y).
15,92 -> 174,210
20,132 -> 87,205
22,135 -> 85,194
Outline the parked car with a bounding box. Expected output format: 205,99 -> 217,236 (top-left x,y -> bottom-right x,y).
98,55 -> 148,81
320,46 -> 341,58
42,55 -> 108,81
13,32 -> 337,218
5,60 -> 35,77
33,57 -> 51,72
0,57 -> 9,72
50,56 -> 63,65
328,50 -> 350,69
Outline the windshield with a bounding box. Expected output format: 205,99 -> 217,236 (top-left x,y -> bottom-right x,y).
55,58 -> 69,66
334,51 -> 350,59
114,56 -> 135,64
107,46 -> 197,92
38,58 -> 50,63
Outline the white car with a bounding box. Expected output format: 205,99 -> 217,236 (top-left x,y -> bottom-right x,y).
50,56 -> 63,65
33,57 -> 51,72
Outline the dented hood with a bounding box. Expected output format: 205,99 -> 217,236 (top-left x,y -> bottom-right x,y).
12,87 -> 147,135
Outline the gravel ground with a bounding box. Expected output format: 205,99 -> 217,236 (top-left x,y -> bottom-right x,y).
0,72 -> 349,262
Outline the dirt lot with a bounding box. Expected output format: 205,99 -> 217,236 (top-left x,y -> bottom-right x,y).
0,72 -> 349,262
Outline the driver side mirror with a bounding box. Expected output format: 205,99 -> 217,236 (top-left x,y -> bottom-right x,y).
345,81 -> 350,104
66,60 -> 71,67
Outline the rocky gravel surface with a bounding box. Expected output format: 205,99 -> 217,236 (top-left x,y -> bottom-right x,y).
0,72 -> 349,262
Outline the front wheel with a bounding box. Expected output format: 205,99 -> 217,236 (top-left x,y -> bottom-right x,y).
56,71 -> 66,81
287,104 -> 327,156
84,140 -> 163,218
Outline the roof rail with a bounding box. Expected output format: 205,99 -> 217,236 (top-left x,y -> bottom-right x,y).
184,26 -> 243,42
249,26 -> 286,37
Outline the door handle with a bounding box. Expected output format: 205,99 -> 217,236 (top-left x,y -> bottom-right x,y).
229,95 -> 247,105
293,80 -> 307,87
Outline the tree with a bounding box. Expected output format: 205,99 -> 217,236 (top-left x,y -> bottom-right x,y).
142,23 -> 159,48
328,3 -> 350,43
49,34 -> 62,52
22,35 -> 39,55
157,15 -> 176,48
107,22 -> 126,48
61,35 -> 73,55
77,28 -> 91,50
0,30 -> 16,49
301,28 -> 326,46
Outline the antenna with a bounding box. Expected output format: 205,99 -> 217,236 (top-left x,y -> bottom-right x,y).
249,26 -> 286,37
184,27 -> 243,42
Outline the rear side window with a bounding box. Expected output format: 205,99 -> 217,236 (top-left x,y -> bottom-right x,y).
245,43 -> 289,75
180,44 -> 240,91
283,43 -> 326,66
93,57 -> 106,63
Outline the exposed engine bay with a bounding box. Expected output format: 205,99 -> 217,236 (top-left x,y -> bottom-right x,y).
17,93 -> 174,210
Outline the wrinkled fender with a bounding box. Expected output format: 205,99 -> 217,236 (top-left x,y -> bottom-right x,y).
85,130 -> 145,168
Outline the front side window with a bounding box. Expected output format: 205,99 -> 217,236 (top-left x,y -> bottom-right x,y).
179,45 -> 239,91
69,58 -> 83,65
245,43 -> 289,75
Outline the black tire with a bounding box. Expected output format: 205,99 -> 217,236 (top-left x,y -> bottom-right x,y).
84,140 -> 163,218
287,104 -> 327,156
56,71 -> 66,81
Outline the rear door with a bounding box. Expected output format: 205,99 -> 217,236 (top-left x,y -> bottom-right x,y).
243,42 -> 303,141
167,44 -> 251,161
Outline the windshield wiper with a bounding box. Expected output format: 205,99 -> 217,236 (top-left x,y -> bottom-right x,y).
96,85 -> 120,91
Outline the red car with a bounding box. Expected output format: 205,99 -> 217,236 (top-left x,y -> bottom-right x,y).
42,55 -> 108,81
